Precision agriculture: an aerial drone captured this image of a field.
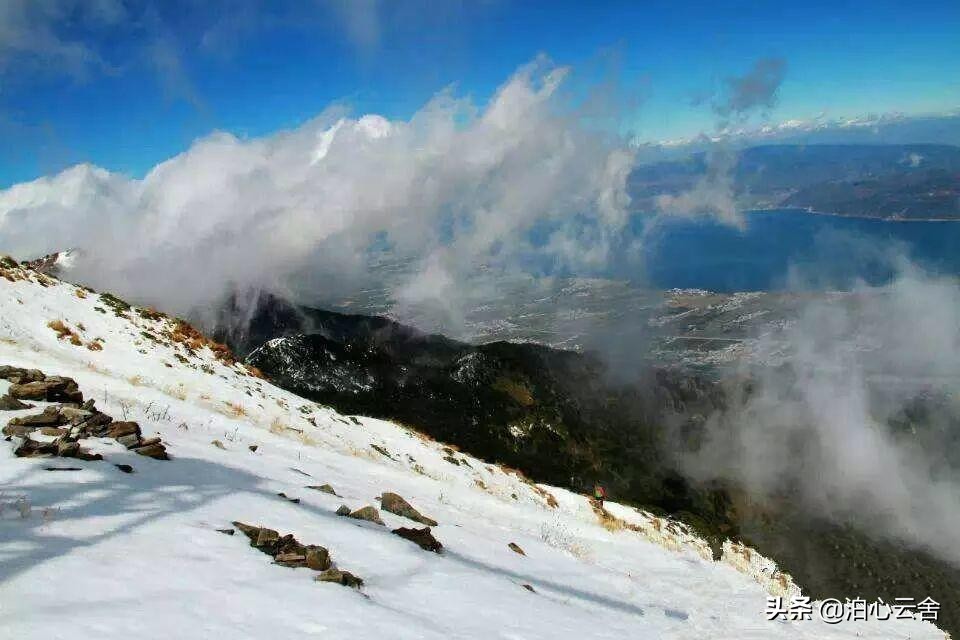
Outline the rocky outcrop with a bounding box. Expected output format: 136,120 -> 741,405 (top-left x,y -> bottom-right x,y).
3,366 -> 170,461
0,395 -> 31,410
392,526 -> 443,553
380,492 -> 437,527
345,505 -> 384,526
314,569 -> 363,589
7,377 -> 83,403
306,484 -> 338,495
231,521 -> 362,588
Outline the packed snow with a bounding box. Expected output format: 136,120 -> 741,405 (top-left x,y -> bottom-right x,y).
0,259 -> 947,639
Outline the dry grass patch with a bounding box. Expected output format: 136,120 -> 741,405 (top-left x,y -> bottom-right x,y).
223,401 -> 247,418
47,319 -> 82,346
164,318 -> 238,366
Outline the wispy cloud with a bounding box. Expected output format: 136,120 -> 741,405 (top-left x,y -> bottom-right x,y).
714,57 -> 787,125
0,0 -> 126,79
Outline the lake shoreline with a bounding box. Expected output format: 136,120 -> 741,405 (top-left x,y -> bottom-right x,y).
748,206 -> 960,223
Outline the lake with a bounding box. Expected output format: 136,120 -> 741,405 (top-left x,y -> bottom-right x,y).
640,209 -> 960,292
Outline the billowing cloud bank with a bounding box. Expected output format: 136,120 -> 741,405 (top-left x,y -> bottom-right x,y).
0,59 -> 635,324
690,265 -> 960,566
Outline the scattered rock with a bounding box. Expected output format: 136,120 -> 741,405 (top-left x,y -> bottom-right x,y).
211,439 -> 226,450
277,492 -> 300,504
508,542 -> 526,556
57,440 -> 81,457
0,395 -> 31,410
3,424 -> 36,437
315,569 -> 363,589
521,583 -> 536,593
380,492 -> 438,527
275,552 -> 307,565
14,437 -> 57,457
305,546 -> 331,571
108,421 -> 140,438
0,366 -> 45,384
392,526 -> 443,553
306,484 -> 338,496
7,406 -> 68,428
231,520 -> 334,574
133,443 -> 169,460
39,427 -> 68,437
248,445 -> 258,452
43,466 -> 82,471
58,406 -> 92,423
347,505 -> 385,526
8,377 -> 82,403
116,433 -> 140,448
255,528 -> 280,551
335,504 -> 351,516
232,521 -> 260,538
114,463 -> 134,473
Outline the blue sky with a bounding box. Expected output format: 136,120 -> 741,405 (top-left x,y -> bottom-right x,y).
1,0 -> 958,187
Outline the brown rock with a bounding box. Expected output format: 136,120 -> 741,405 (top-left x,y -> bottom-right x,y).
59,406 -> 92,423
275,534 -> 307,557
348,505 -> 385,526
133,443 -> 169,460
116,433 -> 140,448
380,492 -> 438,527
392,526 -> 443,553
57,440 -> 81,457
335,504 -> 351,516
81,412 -> 113,435
255,528 -> 280,550
14,437 -> 57,457
314,569 -> 363,589
306,484 -> 338,496
75,450 -> 103,461
508,542 -> 526,556
8,377 -> 81,403
274,553 -> 307,567
39,427 -> 68,437
210,439 -> 226,450
304,546 -> 331,571
3,424 -> 35,437
0,395 -> 31,410
8,406 -> 67,428
108,421 -> 140,438
0,366 -> 44,384
232,521 -> 261,540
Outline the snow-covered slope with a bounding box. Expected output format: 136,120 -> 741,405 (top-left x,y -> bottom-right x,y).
0,257 -> 946,639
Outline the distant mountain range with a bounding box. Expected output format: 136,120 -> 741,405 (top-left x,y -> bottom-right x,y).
631,144 -> 960,219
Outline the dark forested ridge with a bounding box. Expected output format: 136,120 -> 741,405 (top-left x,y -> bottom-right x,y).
226,294 -> 960,636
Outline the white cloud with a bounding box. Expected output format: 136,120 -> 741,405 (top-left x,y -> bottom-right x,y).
0,59 -> 636,329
